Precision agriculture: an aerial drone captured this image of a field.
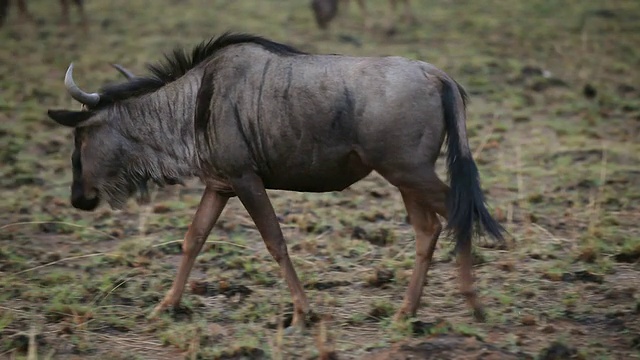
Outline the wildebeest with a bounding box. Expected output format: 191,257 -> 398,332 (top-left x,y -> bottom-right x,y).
0,0 -> 86,28
47,32 -> 504,328
311,0 -> 416,32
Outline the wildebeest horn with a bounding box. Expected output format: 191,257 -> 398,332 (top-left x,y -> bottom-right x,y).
110,63 -> 137,80
64,63 -> 100,107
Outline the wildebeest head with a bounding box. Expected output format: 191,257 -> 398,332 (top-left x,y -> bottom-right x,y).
47,63 -> 149,211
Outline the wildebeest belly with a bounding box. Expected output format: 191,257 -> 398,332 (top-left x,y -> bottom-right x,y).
259,148 -> 372,192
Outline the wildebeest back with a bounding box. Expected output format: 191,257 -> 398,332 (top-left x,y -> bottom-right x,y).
196,46 -> 445,192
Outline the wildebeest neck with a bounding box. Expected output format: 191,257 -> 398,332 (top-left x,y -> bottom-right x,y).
111,69 -> 204,186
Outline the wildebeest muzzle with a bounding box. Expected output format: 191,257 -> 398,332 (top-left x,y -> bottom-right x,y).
70,180 -> 99,211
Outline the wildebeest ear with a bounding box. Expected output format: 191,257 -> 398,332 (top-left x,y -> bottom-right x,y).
47,110 -> 93,127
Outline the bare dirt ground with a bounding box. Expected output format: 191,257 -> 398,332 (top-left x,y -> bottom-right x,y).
1,0 -> 639,359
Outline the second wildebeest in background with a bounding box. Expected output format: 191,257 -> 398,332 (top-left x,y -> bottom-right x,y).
0,0 -> 86,27
311,0 -> 416,32
47,32 -> 504,329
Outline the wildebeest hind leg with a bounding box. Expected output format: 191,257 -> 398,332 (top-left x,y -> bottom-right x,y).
401,0 -> 416,25
456,233 -> 486,321
409,173 -> 486,321
59,0 -> 70,25
378,167 -> 485,321
71,0 -> 87,29
16,0 -> 34,22
0,0 -> 8,27
230,172 -> 310,329
151,188 -> 229,317
392,189 -> 441,322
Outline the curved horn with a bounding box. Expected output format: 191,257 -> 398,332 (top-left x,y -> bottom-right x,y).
64,63 -> 100,107
110,63 -> 137,80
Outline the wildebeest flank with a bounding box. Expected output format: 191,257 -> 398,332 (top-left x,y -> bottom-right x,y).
47,32 -> 505,329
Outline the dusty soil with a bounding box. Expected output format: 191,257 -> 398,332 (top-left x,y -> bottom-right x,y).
1,0 -> 639,359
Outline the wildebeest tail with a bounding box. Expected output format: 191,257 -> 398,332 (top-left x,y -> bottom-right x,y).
440,77 -> 505,251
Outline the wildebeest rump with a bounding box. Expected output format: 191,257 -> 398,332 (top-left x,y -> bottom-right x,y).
0,0 -> 85,27
47,32 -> 505,327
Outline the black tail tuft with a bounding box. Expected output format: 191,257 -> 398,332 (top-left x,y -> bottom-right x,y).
441,79 -> 505,252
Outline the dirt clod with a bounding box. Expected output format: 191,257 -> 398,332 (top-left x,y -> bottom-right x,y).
169,304 -> 194,321
362,334 -> 530,360
353,227 -> 396,246
538,341 -> 581,360
583,84 -> 597,99
520,314 -> 536,326
604,287 -> 636,300
565,270 -> 604,284
217,346 -> 266,360
410,319 -> 453,336
152,203 -> 172,214
351,226 -> 367,240
496,260 -> 515,272
267,307 -> 321,329
614,248 -> 640,263
8,333 -> 47,353
304,280 -> 351,290
366,268 -> 394,288
541,325 -> 556,334
189,280 -> 252,300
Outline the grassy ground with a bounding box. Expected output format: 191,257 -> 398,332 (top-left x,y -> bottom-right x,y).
1,0 -> 639,359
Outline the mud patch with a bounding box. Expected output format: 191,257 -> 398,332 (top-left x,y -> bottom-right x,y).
363,334 -> 532,360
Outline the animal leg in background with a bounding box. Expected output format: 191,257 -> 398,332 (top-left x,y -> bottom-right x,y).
0,0 -> 33,26
230,172 -> 310,328
401,0 -> 417,24
16,0 -> 34,22
386,0 -> 416,33
60,0 -> 70,24
377,167 -> 451,320
457,229 -> 486,321
0,0 -> 8,27
151,188 -> 229,316
311,0 -> 338,30
353,0 -> 373,30
59,0 -> 86,27
390,171 -> 485,321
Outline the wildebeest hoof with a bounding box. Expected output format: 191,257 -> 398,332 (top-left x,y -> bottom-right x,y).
285,308 -> 321,332
148,306 -> 166,319
283,324 -> 304,336
148,302 -> 172,319
392,309 -> 410,323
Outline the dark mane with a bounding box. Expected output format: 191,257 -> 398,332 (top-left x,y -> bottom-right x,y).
94,32 -> 306,108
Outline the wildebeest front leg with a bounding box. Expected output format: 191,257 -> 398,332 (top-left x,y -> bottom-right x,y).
353,0 -> 373,30
59,0 -> 70,25
393,190 -> 442,321
399,0 -> 416,25
16,0 -> 34,22
0,0 -> 8,27
230,172 -> 310,328
151,187 -> 229,317
385,0 -> 416,34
